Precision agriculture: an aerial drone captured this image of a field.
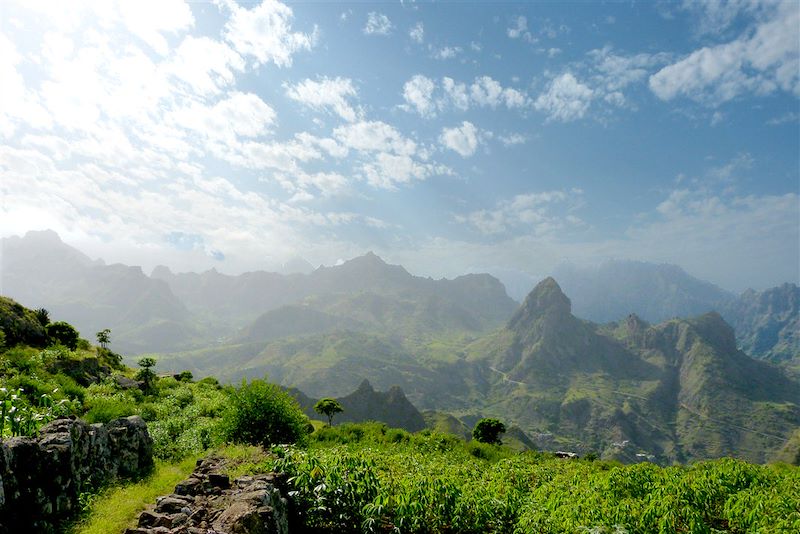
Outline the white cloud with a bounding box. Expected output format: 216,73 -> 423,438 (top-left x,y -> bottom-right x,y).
507,15 -> 534,42
223,0 -> 317,67
440,121 -> 479,157
433,46 -> 462,60
364,12 -> 392,36
534,72 -> 594,121
767,111 -> 800,126
118,0 -> 194,55
401,75 -> 529,116
472,76 -> 528,108
409,22 -> 424,43
649,2 -> 800,103
456,189 -> 584,235
333,120 -> 448,189
168,36 -> 244,96
334,120 -> 416,156
498,133 -> 527,146
285,77 -> 360,122
169,92 -> 276,144
402,75 -> 437,117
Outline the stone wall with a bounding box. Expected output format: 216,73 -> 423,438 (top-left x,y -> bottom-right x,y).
128,456 -> 289,534
0,415 -> 154,533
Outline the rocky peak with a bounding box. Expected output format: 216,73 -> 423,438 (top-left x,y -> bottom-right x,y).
687,312 -> 738,354
151,265 -> 173,279
356,378 -> 375,393
508,277 -> 571,330
624,313 -> 648,333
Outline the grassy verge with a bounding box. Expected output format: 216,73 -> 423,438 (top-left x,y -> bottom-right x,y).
68,455 -> 200,534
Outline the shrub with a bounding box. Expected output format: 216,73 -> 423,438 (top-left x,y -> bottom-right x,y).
84,395 -> 137,423
473,417 -> 506,445
222,379 -> 309,447
46,321 -> 80,350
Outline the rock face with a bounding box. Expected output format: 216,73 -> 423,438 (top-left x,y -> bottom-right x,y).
128,456 -> 288,534
0,415 -> 153,533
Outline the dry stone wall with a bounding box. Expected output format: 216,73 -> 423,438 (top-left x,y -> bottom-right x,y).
128,456 -> 289,534
0,415 -> 154,533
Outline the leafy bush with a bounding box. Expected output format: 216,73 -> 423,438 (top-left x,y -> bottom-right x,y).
473,417 -> 506,445
84,395 -> 137,423
222,379 -> 309,448
46,321 -> 80,350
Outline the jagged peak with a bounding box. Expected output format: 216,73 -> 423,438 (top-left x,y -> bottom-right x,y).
24,229 -> 63,243
508,277 -> 572,330
624,313 -> 648,331
151,265 -> 172,278
356,378 -> 374,393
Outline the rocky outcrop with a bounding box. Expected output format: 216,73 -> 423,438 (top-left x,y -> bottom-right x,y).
0,415 -> 153,533
128,456 -> 288,534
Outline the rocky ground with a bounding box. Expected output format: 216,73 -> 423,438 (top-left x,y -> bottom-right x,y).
126,456 -> 289,534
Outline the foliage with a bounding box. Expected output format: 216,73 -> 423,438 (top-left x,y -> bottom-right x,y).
473,417 -> 506,445
0,386 -> 73,437
314,397 -> 344,426
135,357 -> 157,395
95,329 -> 111,349
46,321 -> 81,350
0,296 -> 48,347
222,378 -> 309,448
34,308 -> 50,326
240,423 -> 800,534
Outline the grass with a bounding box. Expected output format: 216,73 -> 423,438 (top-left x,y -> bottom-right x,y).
67,455 -> 201,534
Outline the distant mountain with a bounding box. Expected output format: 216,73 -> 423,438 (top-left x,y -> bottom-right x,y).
1,231 -> 199,353
553,260 -> 736,323
464,278 -> 800,463
724,283 -> 799,362
288,379 -> 426,432
553,260 -> 799,362
153,251 -> 517,332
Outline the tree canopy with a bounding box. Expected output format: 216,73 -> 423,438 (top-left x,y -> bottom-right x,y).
472,418 -> 506,445
314,398 -> 344,426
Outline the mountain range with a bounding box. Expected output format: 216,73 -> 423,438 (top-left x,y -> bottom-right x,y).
1,230 -> 798,462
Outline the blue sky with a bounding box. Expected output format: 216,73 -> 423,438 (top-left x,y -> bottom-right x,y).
1,0 -> 798,294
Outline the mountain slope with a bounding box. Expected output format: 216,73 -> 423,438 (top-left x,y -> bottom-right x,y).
153,251 -> 517,332
552,260 -> 799,362
465,278 -> 800,463
1,231 -> 199,353
724,283 -> 799,362
553,260 -> 736,324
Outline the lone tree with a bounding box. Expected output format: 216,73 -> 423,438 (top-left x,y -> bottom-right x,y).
96,328 -> 111,349
472,418 -> 506,445
314,398 -> 344,426
136,357 -> 157,394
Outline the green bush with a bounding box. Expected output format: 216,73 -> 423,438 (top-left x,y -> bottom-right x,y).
84,395 -> 137,423
222,379 -> 309,447
46,321 -> 80,350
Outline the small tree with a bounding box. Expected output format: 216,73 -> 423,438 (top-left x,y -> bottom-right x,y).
46,321 -> 80,350
136,357 -> 157,394
472,418 -> 506,445
96,328 -> 111,349
314,398 -> 344,426
34,308 -> 50,326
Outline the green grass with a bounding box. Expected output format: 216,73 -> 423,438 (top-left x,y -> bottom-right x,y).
68,455 -> 200,534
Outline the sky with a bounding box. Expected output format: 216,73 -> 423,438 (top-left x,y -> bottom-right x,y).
1,0 -> 798,294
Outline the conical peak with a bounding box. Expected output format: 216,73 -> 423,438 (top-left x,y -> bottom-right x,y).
509,277 -> 571,329
356,378 -> 374,393
524,277 -> 571,314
